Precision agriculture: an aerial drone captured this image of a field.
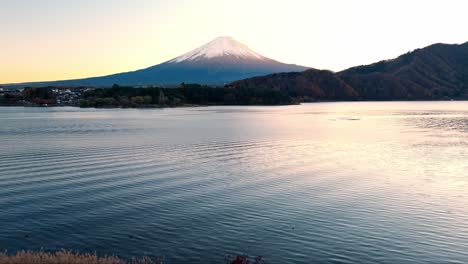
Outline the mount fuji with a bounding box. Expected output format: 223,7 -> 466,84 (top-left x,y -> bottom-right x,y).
9,36 -> 308,87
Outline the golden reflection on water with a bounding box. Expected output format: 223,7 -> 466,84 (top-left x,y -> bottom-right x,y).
239,102 -> 468,212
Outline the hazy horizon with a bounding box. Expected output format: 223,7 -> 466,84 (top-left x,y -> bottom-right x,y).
2,0 -> 468,84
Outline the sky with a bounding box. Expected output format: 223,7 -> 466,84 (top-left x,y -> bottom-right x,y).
1,0 -> 468,84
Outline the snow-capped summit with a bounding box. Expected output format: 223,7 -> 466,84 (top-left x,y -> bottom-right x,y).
6,36 -> 309,87
170,36 -> 265,63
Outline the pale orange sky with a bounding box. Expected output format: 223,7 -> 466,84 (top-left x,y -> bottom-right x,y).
1,0 -> 468,84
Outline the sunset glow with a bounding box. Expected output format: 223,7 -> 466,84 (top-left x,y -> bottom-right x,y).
1,0 -> 468,83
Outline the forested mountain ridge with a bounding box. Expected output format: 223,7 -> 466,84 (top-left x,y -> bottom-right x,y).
231,42 -> 468,100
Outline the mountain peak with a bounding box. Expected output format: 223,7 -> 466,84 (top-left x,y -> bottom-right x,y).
4,36 -> 308,87
169,36 -> 266,63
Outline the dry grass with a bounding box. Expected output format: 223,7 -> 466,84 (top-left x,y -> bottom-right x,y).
0,251 -> 262,264
0,251 -> 161,264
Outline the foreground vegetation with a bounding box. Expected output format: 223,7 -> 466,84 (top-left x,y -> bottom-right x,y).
0,251 -> 262,264
0,251 -> 159,264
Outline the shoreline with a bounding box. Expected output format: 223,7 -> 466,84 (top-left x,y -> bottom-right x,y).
0,99 -> 466,109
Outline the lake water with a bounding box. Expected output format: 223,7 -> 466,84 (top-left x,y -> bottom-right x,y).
0,102 -> 467,264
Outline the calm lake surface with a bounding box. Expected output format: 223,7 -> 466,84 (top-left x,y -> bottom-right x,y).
1,102 -> 467,264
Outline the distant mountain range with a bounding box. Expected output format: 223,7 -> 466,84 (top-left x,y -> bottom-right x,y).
5,38 -> 468,101
4,36 -> 307,88
231,42 -> 468,100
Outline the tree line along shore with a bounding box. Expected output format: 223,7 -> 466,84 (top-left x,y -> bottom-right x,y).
0,84 -> 296,108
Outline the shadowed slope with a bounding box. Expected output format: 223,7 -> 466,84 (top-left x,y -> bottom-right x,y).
230,69 -> 359,100
232,42 -> 468,100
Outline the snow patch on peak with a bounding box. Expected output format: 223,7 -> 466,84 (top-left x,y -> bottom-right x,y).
170,36 -> 266,63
